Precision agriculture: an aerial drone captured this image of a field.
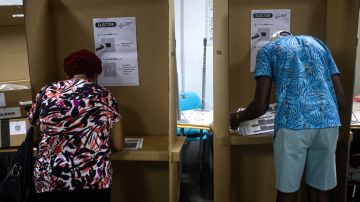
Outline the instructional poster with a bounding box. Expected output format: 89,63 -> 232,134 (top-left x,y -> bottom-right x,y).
250,9 -> 290,72
93,17 -> 139,86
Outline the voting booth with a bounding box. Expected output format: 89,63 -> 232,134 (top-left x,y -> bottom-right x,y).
0,5 -> 29,83
213,0 -> 359,201
0,5 -> 32,148
25,0 -> 183,201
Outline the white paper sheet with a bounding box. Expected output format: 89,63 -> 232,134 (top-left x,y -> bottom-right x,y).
0,93 -> 5,107
206,0 -> 214,45
353,101 -> 360,125
178,109 -> 213,126
93,17 -> 139,86
250,9 -> 291,72
124,138 -> 144,150
9,120 -> 27,135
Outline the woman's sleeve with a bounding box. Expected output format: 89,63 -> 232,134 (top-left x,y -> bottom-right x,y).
108,92 -> 121,123
27,85 -> 47,125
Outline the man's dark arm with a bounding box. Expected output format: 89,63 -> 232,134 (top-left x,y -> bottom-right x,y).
230,76 -> 272,130
331,75 -> 345,110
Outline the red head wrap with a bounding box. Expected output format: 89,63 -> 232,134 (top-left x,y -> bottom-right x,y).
64,49 -> 102,78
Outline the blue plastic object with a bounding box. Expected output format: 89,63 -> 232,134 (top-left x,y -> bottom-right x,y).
177,92 -> 208,141
177,128 -> 208,141
178,92 -> 201,111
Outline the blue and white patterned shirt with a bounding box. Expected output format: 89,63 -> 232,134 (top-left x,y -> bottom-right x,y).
254,35 -> 341,132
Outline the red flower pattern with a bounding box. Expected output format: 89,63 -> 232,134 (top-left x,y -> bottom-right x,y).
28,79 -> 120,193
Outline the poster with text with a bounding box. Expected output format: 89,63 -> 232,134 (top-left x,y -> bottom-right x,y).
93,17 -> 139,86
250,9 -> 290,72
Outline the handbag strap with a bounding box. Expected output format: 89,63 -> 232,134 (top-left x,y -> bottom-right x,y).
30,85 -> 49,127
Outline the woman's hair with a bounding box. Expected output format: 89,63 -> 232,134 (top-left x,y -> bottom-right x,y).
64,49 -> 102,78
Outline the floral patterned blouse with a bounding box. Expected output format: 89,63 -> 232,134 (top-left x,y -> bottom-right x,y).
28,79 -> 120,193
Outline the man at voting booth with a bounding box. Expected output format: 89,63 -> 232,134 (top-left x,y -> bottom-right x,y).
230,31 -> 345,202
28,49 -> 124,202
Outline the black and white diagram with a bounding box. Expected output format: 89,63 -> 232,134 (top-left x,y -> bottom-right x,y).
250,9 -> 290,72
93,17 -> 139,86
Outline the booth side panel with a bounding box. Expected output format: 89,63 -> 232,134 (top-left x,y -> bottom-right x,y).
0,26 -> 29,82
48,0 -> 170,136
25,0 -> 57,94
325,0 -> 359,135
325,1 -> 359,201
213,0 -> 231,201
168,0 -> 181,201
231,145 -> 276,202
111,161 -> 169,202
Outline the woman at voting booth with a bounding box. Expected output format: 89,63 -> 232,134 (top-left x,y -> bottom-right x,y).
28,49 -> 124,202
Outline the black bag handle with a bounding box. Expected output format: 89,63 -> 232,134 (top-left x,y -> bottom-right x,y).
23,85 -> 49,145
0,84 -> 49,202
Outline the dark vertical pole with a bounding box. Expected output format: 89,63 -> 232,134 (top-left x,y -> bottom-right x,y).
202,38 -> 207,110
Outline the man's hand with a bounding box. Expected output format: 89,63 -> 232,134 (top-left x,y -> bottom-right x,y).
230,112 -> 240,130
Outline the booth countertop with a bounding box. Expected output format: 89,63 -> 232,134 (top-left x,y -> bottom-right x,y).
0,136 -> 186,162
230,132 -> 273,145
112,136 -> 169,161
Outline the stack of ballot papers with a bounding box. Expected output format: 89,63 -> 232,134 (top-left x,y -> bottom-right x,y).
235,104 -> 276,136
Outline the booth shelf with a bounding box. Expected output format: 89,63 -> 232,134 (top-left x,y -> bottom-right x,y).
230,132 -> 273,145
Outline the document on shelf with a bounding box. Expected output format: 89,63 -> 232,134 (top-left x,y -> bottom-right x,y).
352,101 -> 360,125
178,109 -> 213,126
352,112 -> 359,124
235,104 -> 276,136
124,138 -> 144,150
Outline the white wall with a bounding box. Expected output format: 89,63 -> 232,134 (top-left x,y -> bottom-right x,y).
175,0 -> 213,109
0,0 -> 22,5
355,9 -> 360,96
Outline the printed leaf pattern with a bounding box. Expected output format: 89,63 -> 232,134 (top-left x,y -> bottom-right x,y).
254,36 -> 341,132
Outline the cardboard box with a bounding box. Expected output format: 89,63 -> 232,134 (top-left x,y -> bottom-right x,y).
0,118 -> 29,148
0,80 -> 32,119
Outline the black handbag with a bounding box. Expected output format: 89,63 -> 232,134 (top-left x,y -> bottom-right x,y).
0,86 -> 47,202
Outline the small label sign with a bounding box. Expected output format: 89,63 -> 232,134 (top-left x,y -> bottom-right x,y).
0,107 -> 21,119
9,120 -> 27,135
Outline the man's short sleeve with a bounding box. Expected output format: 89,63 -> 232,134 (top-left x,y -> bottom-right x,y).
327,55 -> 340,75
313,37 -> 340,75
254,46 -> 273,78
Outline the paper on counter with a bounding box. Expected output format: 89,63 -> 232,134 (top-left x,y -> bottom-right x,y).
179,109 -> 213,125
124,138 -> 144,150
235,104 -> 276,136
